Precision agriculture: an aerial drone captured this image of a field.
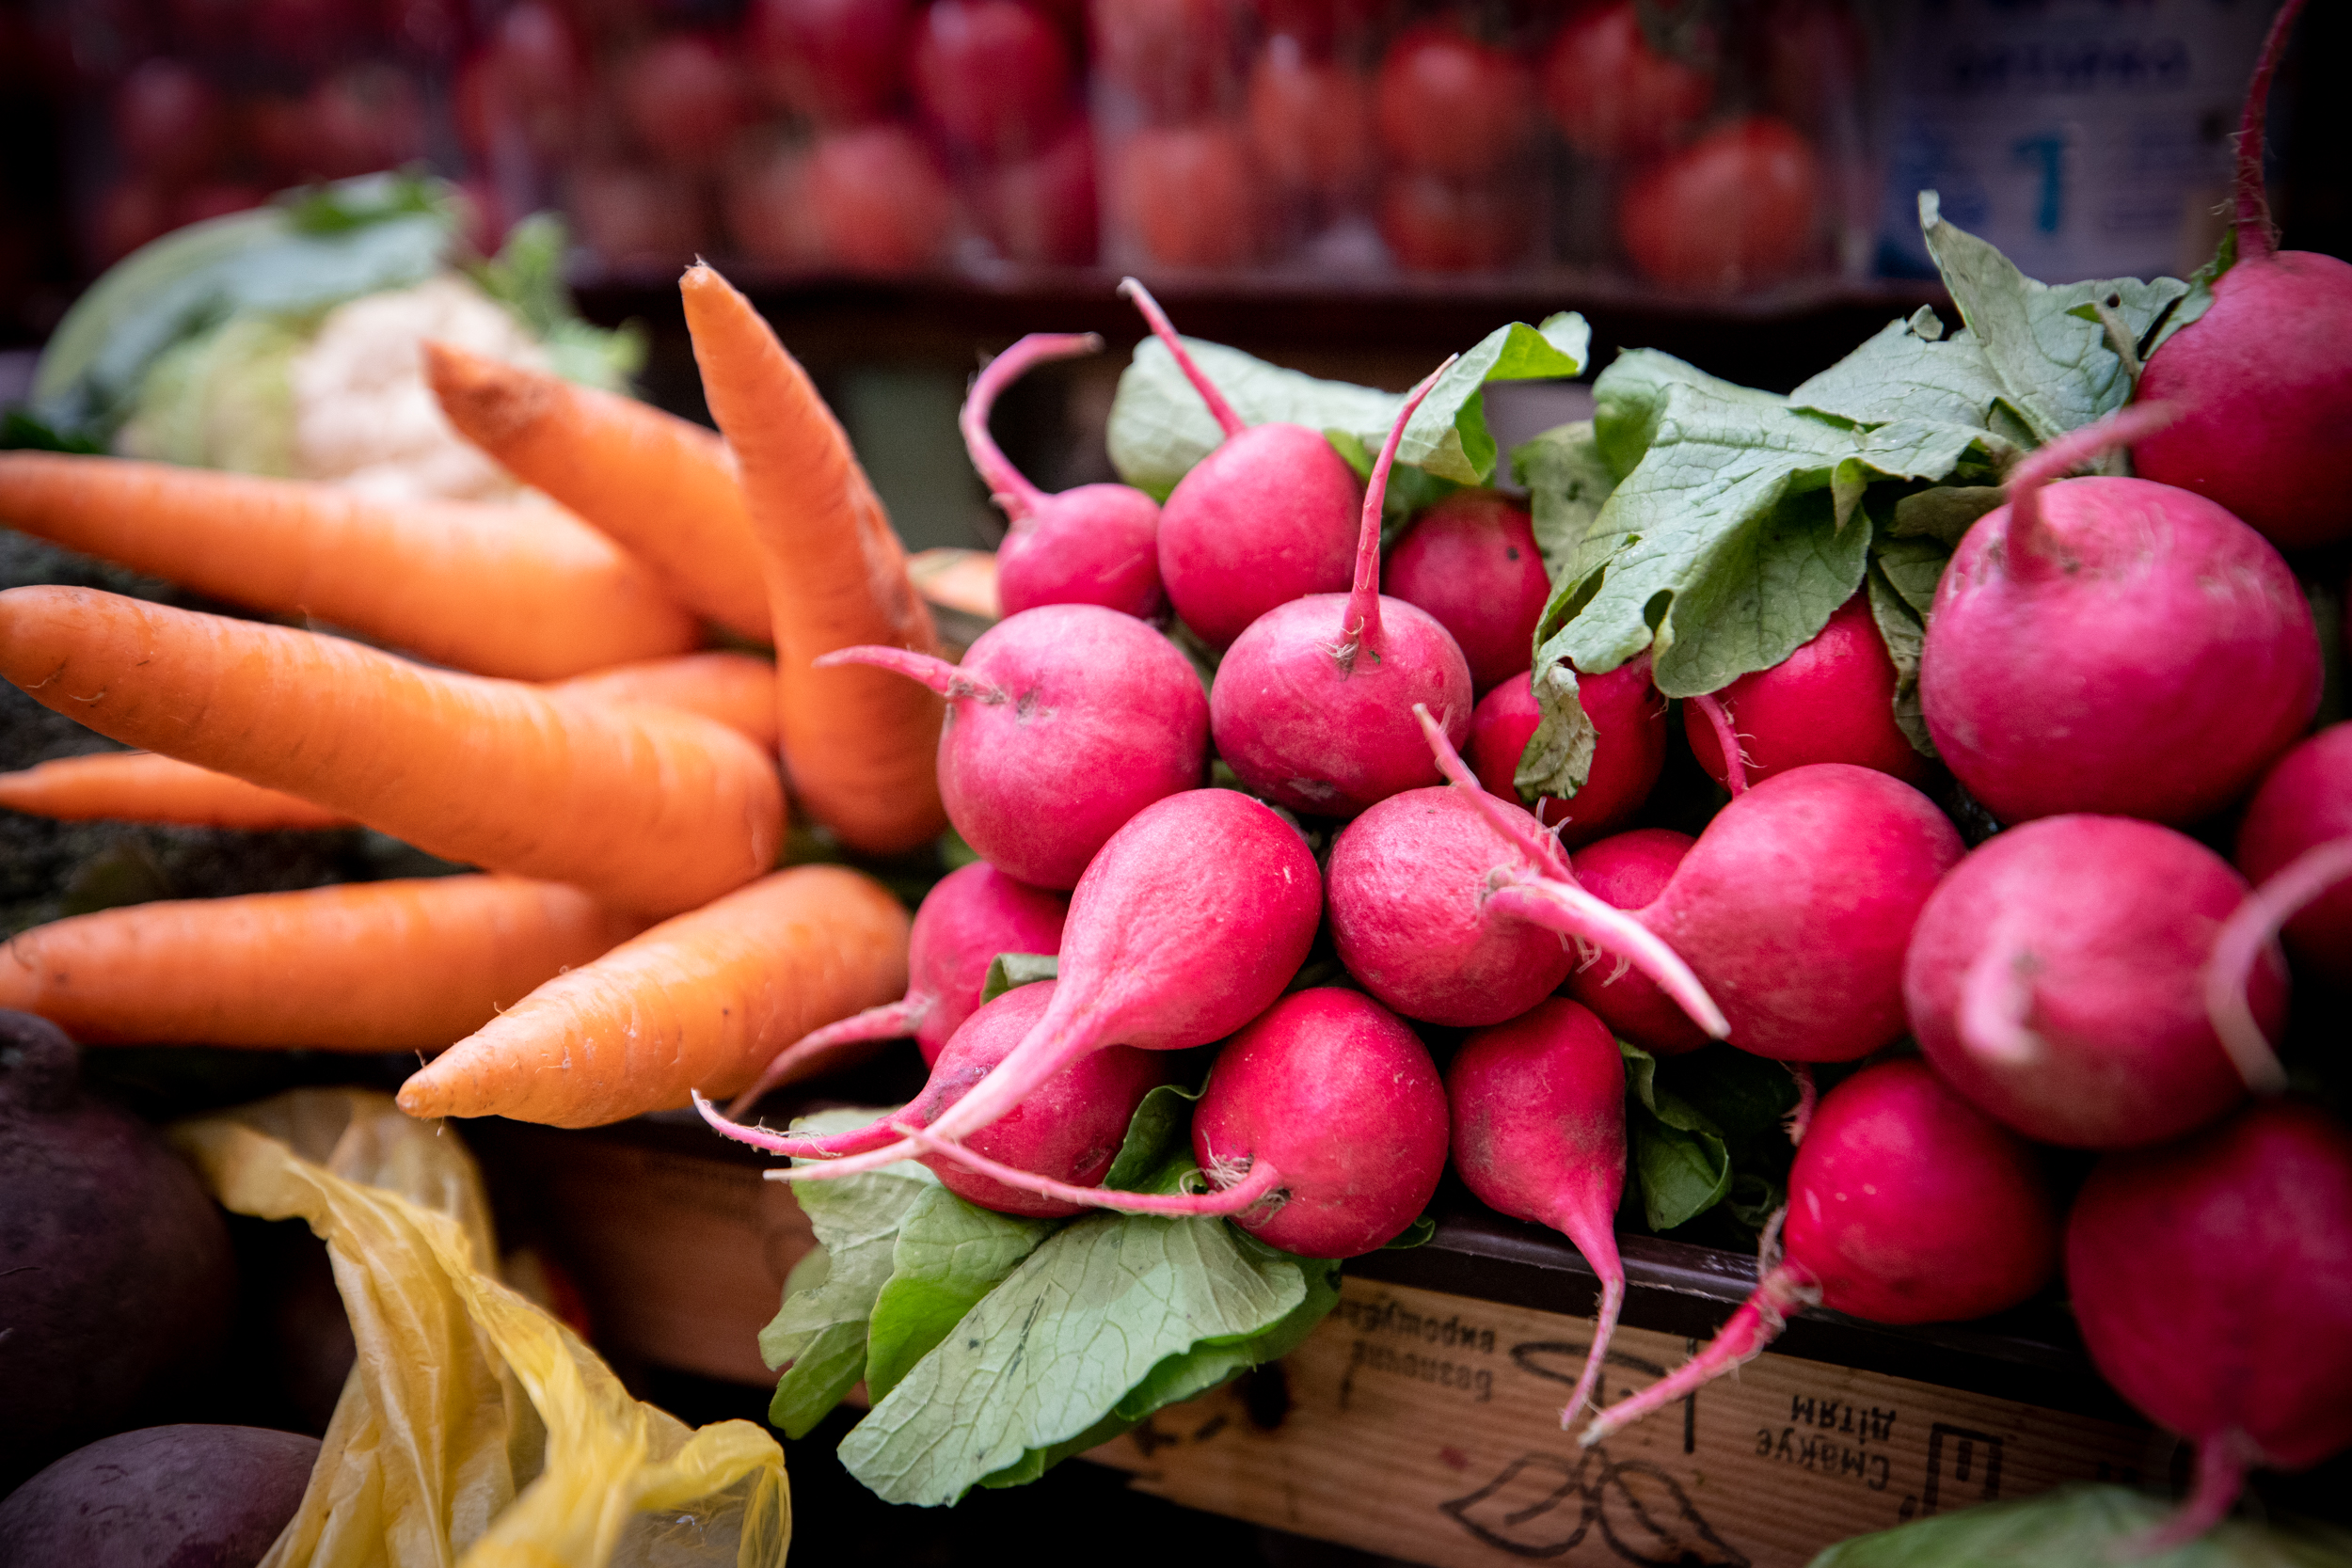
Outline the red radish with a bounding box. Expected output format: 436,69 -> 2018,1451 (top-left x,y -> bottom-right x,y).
1374,22 -> 1535,180
903,980 -> 1168,1217
961,334 -> 1163,620
1583,1060 -> 2058,1447
1448,999 -> 1628,1426
1209,360 -> 1473,817
1682,594 -> 1929,794
1376,174 -> 1532,274
1906,815 -> 2287,1150
819,604 -> 1206,889
2066,1101 -> 2352,1552
114,59 -> 228,182
1560,828 -> 1708,1055
2233,723 -> 2352,985
2134,0 -> 2352,551
1326,707 -> 1725,1032
726,862 -> 1068,1114
615,34 -> 751,167
1122,280 -> 1363,647
911,0 -> 1073,160
1919,405 -> 2320,827
1110,127 -> 1262,269
704,786 -> 1325,1173
1246,37 -> 1374,198
1468,660 -> 1667,848
1618,118 -> 1820,291
1091,0 -> 1246,123
1539,1 -> 1712,159
1385,489 -> 1549,694
974,122 -> 1098,265
745,0 -> 913,124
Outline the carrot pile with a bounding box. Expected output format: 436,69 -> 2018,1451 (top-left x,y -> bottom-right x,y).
0,263 -> 944,1124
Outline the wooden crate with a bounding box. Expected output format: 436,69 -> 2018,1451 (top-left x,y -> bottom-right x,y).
474,1116 -> 2170,1568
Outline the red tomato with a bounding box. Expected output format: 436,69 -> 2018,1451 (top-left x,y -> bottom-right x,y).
911,0 -> 1073,161
1376,172 -> 1530,272
723,142 -> 829,269
616,31 -> 755,167
745,0 -> 913,124
454,4 -> 584,160
88,179 -> 173,266
1373,23 -> 1535,180
806,124 -> 957,272
1090,0 -> 1245,123
570,163 -> 708,270
975,121 -> 1098,264
1246,36 -> 1373,196
113,58 -> 229,182
381,0 -> 466,57
1760,0 -> 1867,134
1617,117 -> 1821,291
302,63 -> 429,179
1540,1 -> 1713,159
253,0 -> 372,66
1248,0 -> 1379,57
1111,124 -> 1258,268
174,182 -> 268,225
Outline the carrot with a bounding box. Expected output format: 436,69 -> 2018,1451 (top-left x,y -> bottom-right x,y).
424,341 -> 772,642
0,651 -> 779,832
0,877 -> 647,1050
0,451 -> 700,680
0,586 -> 785,915
679,263 -> 947,855
395,864 -> 911,1127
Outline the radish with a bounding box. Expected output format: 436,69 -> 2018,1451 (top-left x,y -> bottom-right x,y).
1919,405 -> 2320,827
900,979 -> 1168,1219
1682,594 -> 1927,795
2233,722 -> 2352,985
703,786 -> 1324,1175
1121,279 -> 1365,648
1582,1060 -> 2058,1447
961,334 -> 1164,620
2133,0 -> 2352,551
1448,999 -> 1628,1427
1209,360 -> 1474,817
1467,659 -> 1667,849
1325,707 -> 1726,1033
1384,489 -> 1551,694
820,603 -> 1207,889
2066,1101 -> 2352,1551
1907,815 -> 2288,1150
725,862 -> 1068,1114
1559,829 -> 1708,1056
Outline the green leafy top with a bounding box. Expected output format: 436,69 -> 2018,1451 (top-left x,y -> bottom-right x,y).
1807,1482 -> 2352,1568
1106,314 -> 1590,499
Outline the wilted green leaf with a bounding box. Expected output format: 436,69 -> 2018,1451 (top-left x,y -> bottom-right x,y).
1867,531 -> 1951,756
1517,656 -> 1596,802
1620,1043 -> 1732,1230
979,952 -> 1058,1006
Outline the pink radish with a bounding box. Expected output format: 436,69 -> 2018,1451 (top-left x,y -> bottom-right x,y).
820,602 -> 1206,889
961,332 -> 1166,619
1448,998 -> 1628,1426
1325,706 -> 1726,1032
1209,360 -> 1474,816
701,785 -> 1324,1175
1582,1059 -> 2058,1447
1467,658 -> 1667,848
1919,405 -> 2320,826
1385,489 -> 1550,693
2133,0 -> 2352,551
2066,1101 -> 2352,1551
725,862 -> 1067,1114
2233,722 -> 2352,985
901,979 -> 1168,1219
1559,829 -> 1708,1056
1682,594 -> 1927,795
1122,278 -> 1365,648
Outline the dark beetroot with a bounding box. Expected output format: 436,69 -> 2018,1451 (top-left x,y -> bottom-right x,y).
0,1425 -> 320,1568
1384,489 -> 1550,694
961,334 -> 1164,620
1466,659 -> 1667,848
1559,828 -> 1708,1055
1682,593 -> 1929,794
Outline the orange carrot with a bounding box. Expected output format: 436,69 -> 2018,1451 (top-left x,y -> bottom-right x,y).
395,864 -> 911,1127
0,451 -> 701,680
0,877 -> 647,1050
679,263 -> 947,855
424,341 -> 772,642
0,586 -> 784,915
0,651 -> 779,832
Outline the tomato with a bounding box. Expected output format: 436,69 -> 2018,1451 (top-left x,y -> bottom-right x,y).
1373,22 -> 1535,181
1089,0 -> 1245,123
1246,35 -> 1373,196
1375,171 -> 1530,272
113,58 -> 228,182
302,63 -> 429,179
806,124 -> 956,272
723,142 -> 828,269
570,163 -> 708,271
1110,124 -> 1258,268
174,182 -> 269,225
1248,0 -> 1379,57
1760,0 -> 1867,134
1616,116 -> 1822,291
1540,1 -> 1712,160
745,0 -> 913,124
381,0 -> 466,57
616,31 -> 755,167
88,179 -> 173,267
975,121 -> 1098,264
911,0 -> 1073,161
253,0 -> 372,66
453,3 -> 583,160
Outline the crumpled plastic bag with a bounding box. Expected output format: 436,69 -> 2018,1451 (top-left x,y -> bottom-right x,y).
169,1089 -> 789,1568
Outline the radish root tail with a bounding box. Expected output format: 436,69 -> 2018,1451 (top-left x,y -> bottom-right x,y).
1581,1262 -> 1821,1448
1340,356 -> 1457,668
2119,1429 -> 2262,1560
2204,833 -> 2349,1094
961,333 -> 1103,523
691,1090 -> 911,1160
817,644 -> 1005,703
1120,277 -> 1247,439
1782,1063 -> 1817,1145
897,1123 -> 1288,1217
726,994 -> 932,1117
2003,404 -> 2179,577
1689,692 -> 1749,796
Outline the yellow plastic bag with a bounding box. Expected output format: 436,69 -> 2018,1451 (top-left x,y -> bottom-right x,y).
169,1089 -> 790,1568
